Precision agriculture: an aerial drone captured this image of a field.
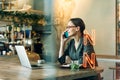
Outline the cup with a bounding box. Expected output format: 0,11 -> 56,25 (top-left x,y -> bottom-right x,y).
70,60 -> 79,71
37,59 -> 45,64
2,51 -> 6,55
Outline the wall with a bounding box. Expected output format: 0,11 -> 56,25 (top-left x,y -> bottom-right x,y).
72,0 -> 116,55
33,0 -> 44,11
53,0 -> 116,56
76,0 -> 116,55
17,0 -> 33,9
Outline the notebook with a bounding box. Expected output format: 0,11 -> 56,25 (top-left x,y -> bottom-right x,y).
15,45 -> 42,69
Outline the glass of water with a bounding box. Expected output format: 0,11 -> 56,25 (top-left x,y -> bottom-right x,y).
70,60 -> 79,71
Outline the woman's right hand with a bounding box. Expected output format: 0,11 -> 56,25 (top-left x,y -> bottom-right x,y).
60,31 -> 69,44
59,31 -> 69,58
59,31 -> 67,58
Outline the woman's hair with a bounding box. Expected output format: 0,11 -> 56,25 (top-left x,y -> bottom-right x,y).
70,18 -> 85,35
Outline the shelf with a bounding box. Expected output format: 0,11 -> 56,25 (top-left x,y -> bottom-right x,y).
0,0 -> 17,10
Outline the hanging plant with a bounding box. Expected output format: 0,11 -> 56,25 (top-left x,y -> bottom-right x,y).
0,10 -> 47,26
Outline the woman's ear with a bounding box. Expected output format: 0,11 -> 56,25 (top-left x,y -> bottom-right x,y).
76,26 -> 80,31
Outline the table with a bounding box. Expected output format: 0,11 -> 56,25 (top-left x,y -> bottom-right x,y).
109,66 -> 120,80
0,56 -> 103,80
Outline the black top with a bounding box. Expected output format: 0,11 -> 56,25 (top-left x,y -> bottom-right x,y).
58,36 -> 96,65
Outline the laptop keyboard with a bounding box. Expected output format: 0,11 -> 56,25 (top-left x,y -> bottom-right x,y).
31,64 -> 41,67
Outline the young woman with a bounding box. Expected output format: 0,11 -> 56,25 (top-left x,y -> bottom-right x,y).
58,18 -> 99,80
58,18 -> 97,64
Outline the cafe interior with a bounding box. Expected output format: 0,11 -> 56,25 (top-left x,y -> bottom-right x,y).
0,0 -> 120,80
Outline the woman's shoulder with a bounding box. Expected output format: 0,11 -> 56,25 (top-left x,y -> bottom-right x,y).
69,39 -> 74,43
66,39 -> 74,46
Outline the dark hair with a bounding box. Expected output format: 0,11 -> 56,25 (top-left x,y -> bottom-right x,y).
70,18 -> 85,35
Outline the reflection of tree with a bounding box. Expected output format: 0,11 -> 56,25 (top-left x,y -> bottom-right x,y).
53,0 -> 75,54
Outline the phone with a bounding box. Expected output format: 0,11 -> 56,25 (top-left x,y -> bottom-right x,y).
63,31 -> 69,38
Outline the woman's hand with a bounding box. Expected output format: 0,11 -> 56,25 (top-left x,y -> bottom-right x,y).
59,30 -> 71,58
59,31 -> 69,58
60,31 -> 70,44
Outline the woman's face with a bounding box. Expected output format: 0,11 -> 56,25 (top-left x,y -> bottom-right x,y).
66,21 -> 78,37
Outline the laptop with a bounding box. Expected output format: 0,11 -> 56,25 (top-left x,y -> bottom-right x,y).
15,45 -> 42,69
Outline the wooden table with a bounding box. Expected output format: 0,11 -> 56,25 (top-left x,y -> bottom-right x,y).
109,66 -> 120,80
0,56 -> 103,80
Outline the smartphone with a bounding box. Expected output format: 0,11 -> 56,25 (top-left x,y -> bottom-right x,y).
63,31 -> 69,38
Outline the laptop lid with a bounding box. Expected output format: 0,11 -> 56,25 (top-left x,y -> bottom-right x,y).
15,45 -> 32,68
15,45 -> 43,69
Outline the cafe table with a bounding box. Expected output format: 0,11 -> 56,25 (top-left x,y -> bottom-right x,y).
0,55 -> 103,80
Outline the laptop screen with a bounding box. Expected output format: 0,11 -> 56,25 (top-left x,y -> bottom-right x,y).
15,45 -> 32,68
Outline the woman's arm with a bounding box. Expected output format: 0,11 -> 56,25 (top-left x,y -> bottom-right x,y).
59,40 -> 66,58
58,32 -> 71,64
59,31 -> 70,58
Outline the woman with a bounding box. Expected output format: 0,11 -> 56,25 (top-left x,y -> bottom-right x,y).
58,18 -> 99,80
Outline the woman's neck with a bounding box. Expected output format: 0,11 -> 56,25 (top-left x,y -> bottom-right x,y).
74,32 -> 81,43
73,32 -> 81,50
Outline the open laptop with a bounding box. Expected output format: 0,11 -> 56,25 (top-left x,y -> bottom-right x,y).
15,45 -> 42,69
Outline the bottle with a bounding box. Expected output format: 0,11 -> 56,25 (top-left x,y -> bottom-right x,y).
2,50 -> 6,55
